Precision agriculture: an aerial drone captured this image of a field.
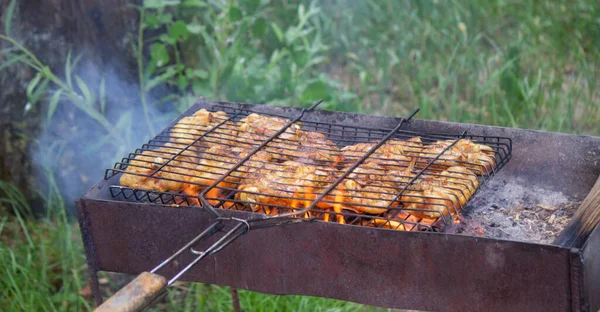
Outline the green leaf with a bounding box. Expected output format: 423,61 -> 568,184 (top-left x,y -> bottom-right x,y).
143,0 -> 180,8
168,20 -> 189,41
99,76 -> 106,114
114,111 -> 133,134
190,69 -> 208,79
186,23 -> 204,34
48,89 -> 63,120
177,75 -> 188,91
158,33 -> 176,45
144,66 -> 179,91
75,76 -> 95,106
65,50 -> 81,89
300,80 -> 328,103
26,73 -> 42,101
4,0 -> 16,35
251,18 -> 267,37
180,0 -> 207,7
150,43 -> 169,67
229,6 -> 243,22
144,12 -> 161,29
0,54 -> 28,72
31,78 -> 49,105
159,13 -> 173,24
271,23 -> 284,43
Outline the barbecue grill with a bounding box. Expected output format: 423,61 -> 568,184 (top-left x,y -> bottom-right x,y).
77,98 -> 600,312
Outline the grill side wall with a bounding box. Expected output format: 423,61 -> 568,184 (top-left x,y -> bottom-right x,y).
583,223 -> 600,311
80,198 -> 572,312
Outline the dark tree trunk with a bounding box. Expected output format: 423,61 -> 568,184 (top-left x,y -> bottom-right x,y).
0,0 -> 139,211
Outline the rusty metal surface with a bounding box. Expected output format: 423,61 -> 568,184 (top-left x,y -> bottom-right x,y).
77,100 -> 600,311
583,222 -> 600,311
78,197 -> 573,312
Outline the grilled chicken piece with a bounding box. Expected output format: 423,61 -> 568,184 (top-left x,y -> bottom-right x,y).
400,166 -> 479,219
278,130 -> 341,165
234,113 -> 302,160
183,146 -> 276,198
399,188 -> 455,220
330,162 -> 400,215
235,161 -> 335,215
340,137 -> 422,169
119,144 -> 196,192
420,166 -> 479,206
419,139 -> 496,175
182,145 -> 241,197
170,109 -> 236,151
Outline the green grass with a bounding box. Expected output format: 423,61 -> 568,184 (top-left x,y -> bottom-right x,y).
1,0 -> 600,311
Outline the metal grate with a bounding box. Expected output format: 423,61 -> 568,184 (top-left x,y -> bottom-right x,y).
105,101 -> 511,232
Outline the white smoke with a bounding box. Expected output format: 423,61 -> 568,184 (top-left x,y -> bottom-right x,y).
31,56 -> 181,214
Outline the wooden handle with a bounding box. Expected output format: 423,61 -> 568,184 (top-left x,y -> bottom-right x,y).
94,272 -> 167,312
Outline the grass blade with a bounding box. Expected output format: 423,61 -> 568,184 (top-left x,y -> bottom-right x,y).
4,0 -> 17,35
99,75 -> 107,114
74,75 -> 95,106
0,53 -> 28,72
25,73 -> 42,103
47,89 -> 63,120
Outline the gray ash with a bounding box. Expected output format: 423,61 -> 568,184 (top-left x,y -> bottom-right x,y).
449,178 -> 580,245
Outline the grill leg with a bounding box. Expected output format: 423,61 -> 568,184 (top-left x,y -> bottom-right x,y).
230,287 -> 241,312
89,269 -> 103,306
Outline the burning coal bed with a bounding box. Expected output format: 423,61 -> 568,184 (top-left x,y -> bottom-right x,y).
453,177 -> 579,244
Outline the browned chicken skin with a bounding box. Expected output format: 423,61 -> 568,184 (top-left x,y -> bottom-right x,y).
400,166 -> 479,219
170,109 -> 236,152
279,130 -> 341,165
329,162 -> 403,215
340,137 -> 422,170
119,143 -> 197,192
419,139 -> 496,175
234,113 -> 301,159
235,161 -> 336,215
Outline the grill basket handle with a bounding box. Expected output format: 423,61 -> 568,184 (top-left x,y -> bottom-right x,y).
94,272 -> 168,312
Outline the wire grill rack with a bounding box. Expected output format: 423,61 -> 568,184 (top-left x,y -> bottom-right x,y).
105,101 -> 512,232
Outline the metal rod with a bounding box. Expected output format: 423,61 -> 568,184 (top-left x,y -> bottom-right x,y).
150,220 -> 223,273
167,222 -> 247,285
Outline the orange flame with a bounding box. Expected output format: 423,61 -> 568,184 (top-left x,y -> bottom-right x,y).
289,189 -> 305,218
333,188 -> 346,225
182,185 -> 201,206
